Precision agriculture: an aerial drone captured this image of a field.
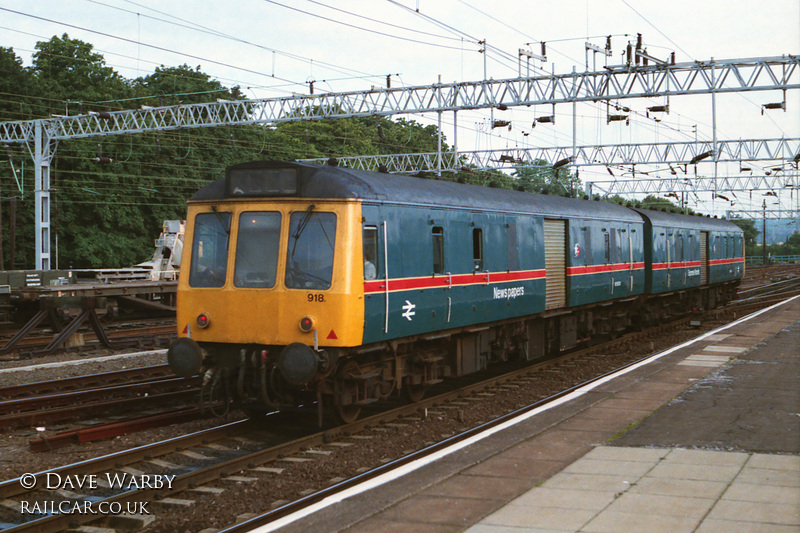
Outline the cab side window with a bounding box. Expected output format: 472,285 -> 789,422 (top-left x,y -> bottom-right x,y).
363,226 -> 378,280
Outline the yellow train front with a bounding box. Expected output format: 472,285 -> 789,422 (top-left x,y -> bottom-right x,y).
168,161 -> 368,421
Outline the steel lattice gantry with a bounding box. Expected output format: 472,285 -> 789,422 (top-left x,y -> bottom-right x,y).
0,55 -> 798,269
587,173 -> 799,195
300,138 -> 800,173
1,55 -> 797,144
727,209 -> 800,219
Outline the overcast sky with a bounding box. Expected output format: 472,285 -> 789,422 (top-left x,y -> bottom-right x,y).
1,0 -> 799,215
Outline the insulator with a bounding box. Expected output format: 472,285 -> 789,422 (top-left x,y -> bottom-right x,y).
386,75 -> 391,88
636,33 -> 643,50
763,102 -> 784,110
94,157 -> 113,164
541,42 -> 546,57
607,114 -> 628,123
492,120 -> 510,129
690,150 -> 713,164
496,104 -> 508,111
606,35 -> 612,50
535,116 -> 554,124
553,157 -> 572,168
648,105 -> 668,113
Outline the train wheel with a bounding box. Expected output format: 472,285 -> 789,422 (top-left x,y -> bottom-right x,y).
334,404 -> 361,424
405,385 -> 426,403
332,360 -> 363,424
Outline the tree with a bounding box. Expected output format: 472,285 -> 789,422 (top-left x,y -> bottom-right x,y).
0,47 -> 37,121
31,34 -> 131,115
511,162 -> 583,196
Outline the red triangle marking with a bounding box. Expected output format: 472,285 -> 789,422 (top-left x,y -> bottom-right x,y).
182,324 -> 189,334
326,330 -> 338,340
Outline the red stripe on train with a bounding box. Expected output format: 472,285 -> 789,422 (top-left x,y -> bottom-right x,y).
363,269 -> 546,294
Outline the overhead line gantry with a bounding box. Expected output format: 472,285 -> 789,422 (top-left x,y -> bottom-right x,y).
299,137 -> 800,174
0,55 -> 797,269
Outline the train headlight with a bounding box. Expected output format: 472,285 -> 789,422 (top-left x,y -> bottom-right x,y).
196,313 -> 210,328
299,316 -> 315,333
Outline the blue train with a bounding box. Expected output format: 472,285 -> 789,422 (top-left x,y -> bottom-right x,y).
167,161 -> 744,422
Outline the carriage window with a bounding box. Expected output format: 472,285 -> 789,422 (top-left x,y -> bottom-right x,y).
189,212 -> 231,288
363,226 -> 378,280
473,228 -> 483,271
676,235 -> 684,261
432,226 -> 444,274
604,232 -> 610,264
234,212 -> 281,288
285,211 -> 337,290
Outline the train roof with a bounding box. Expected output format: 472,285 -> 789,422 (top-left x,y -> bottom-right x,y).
631,207 -> 743,233
192,161 -> 642,222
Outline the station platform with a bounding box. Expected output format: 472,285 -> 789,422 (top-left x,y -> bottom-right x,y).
276,296 -> 800,533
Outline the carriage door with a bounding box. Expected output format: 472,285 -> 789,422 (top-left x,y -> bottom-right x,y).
700,231 -> 709,284
544,219 -> 567,309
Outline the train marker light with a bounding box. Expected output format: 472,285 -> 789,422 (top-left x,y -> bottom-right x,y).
196,313 -> 210,328
299,316 -> 315,333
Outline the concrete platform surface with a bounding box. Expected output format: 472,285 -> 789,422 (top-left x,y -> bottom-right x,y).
469,446 -> 800,533
275,297 -> 800,533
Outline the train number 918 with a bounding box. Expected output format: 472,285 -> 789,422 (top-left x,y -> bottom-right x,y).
307,293 -> 325,303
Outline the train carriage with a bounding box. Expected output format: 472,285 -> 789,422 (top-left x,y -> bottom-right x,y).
633,208 -> 744,316
167,161 -> 743,423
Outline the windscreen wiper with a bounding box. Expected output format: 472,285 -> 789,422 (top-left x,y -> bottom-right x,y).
290,204 -> 315,257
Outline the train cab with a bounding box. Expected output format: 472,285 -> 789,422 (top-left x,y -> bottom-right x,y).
169,162 -> 367,389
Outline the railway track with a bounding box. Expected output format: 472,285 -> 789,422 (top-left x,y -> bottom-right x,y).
0,279 -> 795,532
0,319 -> 176,359
0,301 -> 757,533
0,366 -> 199,431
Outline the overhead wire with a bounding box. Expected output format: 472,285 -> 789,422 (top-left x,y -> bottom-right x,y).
261,0 -> 477,51
107,0 -> 389,84
0,6 -> 308,90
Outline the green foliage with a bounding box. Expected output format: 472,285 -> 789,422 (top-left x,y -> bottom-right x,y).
0,47 -> 37,121
31,34 -> 131,115
511,162 -> 584,197
0,35 -> 450,268
762,231 -> 800,258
